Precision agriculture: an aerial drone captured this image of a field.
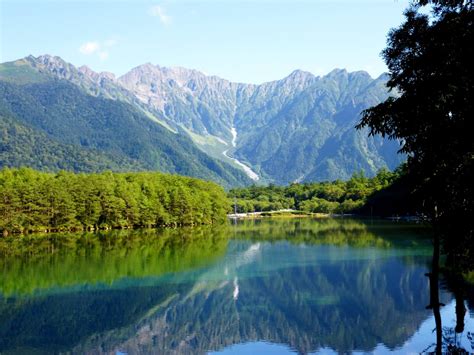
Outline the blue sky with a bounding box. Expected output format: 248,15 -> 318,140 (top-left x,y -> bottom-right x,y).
1,1 -> 409,84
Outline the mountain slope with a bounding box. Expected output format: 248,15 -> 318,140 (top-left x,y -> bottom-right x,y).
1,55 -> 404,185
0,67 -> 252,187
233,70 -> 403,182
117,64 -> 404,184
0,114 -> 147,172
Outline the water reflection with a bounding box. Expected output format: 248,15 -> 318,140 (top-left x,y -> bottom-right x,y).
0,218 -> 472,354
0,226 -> 228,296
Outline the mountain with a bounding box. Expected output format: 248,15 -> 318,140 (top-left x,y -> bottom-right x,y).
0,58 -> 252,188
118,63 -> 404,183
0,55 -> 404,185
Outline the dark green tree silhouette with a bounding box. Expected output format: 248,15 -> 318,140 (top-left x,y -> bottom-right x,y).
357,0 -> 473,271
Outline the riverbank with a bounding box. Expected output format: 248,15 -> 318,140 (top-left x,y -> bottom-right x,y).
227,210 -> 423,222
228,209 -> 330,219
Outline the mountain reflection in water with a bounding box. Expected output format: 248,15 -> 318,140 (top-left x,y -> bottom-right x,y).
0,218 -> 472,354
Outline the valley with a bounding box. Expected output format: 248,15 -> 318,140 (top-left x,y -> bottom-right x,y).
0,55 -> 404,185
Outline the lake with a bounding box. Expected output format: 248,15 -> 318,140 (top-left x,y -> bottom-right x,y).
0,218 -> 473,354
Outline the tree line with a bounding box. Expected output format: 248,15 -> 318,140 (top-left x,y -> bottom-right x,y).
0,168 -> 230,234
229,168 -> 401,214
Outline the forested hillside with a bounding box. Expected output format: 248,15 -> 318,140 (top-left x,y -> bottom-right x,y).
0,74 -> 251,187
0,114 -> 146,172
0,168 -> 230,233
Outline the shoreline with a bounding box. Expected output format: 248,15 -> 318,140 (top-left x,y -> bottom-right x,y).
227,210 -> 331,219
227,210 -> 424,222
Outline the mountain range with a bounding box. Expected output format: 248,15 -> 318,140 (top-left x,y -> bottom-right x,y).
0,55 -> 404,186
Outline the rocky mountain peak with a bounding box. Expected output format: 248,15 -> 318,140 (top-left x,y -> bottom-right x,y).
287,69 -> 315,80
259,69 -> 317,93
35,54 -> 67,65
118,62 -> 240,112
78,65 -> 93,74
26,54 -> 72,74
120,63 -> 209,87
22,54 -> 96,85
273,69 -> 312,84
132,62 -> 159,74
325,68 -> 349,80
78,65 -> 116,82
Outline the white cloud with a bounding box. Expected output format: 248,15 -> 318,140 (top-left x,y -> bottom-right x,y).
78,39 -> 118,61
79,41 -> 100,55
149,5 -> 171,25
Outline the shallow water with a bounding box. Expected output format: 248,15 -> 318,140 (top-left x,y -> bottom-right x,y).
0,218 -> 472,354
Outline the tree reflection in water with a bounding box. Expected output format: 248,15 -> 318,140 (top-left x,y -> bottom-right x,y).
423,231 -> 473,354
0,219 -> 472,354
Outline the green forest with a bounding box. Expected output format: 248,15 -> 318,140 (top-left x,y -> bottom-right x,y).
0,166 -> 406,235
229,168 -> 402,214
0,168 -> 229,234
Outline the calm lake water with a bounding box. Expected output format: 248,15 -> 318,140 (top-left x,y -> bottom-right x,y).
0,218 -> 473,354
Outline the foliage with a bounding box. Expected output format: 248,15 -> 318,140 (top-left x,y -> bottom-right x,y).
0,168 -> 230,233
356,0 -> 473,270
229,168 -> 399,214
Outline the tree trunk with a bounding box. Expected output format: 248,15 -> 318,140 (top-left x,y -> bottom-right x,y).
427,231 -> 442,355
